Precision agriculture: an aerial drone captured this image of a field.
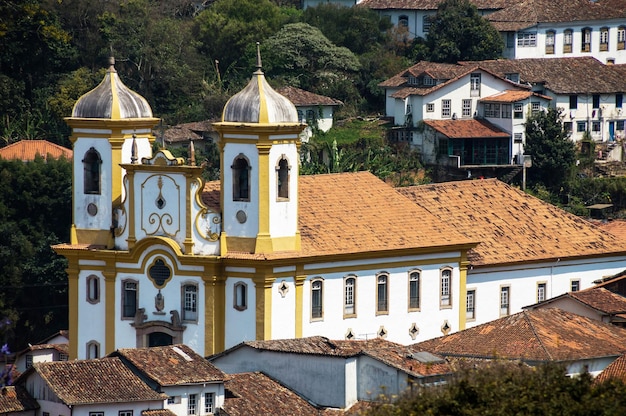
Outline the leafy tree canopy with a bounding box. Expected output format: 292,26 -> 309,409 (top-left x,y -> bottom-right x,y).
524,106 -> 576,192
412,0 -> 503,63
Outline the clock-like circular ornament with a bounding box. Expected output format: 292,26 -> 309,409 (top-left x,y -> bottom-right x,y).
236,210 -> 247,223
87,203 -> 98,216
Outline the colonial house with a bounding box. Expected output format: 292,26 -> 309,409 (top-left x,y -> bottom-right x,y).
109,345 -> 225,416
15,358 -> 167,416
276,86 -> 343,140
14,331 -> 69,373
415,308 -> 626,377
379,61 -> 551,170
399,179 -> 626,327
464,57 -> 626,147
0,386 -> 39,416
358,0 -> 626,64
210,336 -> 451,409
53,56 -> 479,358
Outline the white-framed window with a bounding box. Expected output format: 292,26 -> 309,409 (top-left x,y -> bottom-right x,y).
500,286 -> 510,316
501,104 -> 512,118
505,73 -> 519,83
440,269 -> 452,307
426,103 -> 434,112
344,276 -> 356,316
188,394 -> 197,415
619,26 -> 626,50
600,27 -> 609,51
470,73 -> 481,97
122,280 -> 138,319
537,282 -> 547,302
514,103 -> 524,119
564,29 -> 573,53
423,76 -> 435,86
517,32 -> 537,47
466,289 -> 475,320
617,120 -> 625,131
234,281 -> 247,311
592,121 -> 601,133
514,133 -> 523,143
545,30 -> 555,54
182,283 -> 198,321
462,99 -> 472,117
577,121 -> 587,132
59,353 -> 69,361
408,271 -> 420,310
119,411 -> 133,416
376,273 -> 389,314
442,99 -> 451,118
423,14 -> 433,32
531,102 -> 540,114
89,413 -> 104,416
25,354 -> 33,368
311,278 -> 323,320
485,103 -> 501,118
204,392 -> 215,414
86,275 -> 100,304
571,280 -> 580,292
582,28 -> 591,52
168,396 -> 181,405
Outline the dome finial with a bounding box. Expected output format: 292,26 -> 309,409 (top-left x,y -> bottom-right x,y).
255,42 -> 263,74
108,56 -> 116,73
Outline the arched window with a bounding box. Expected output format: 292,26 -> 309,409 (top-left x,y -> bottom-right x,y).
618,26 -> 626,50
440,268 -> 452,307
234,282 -> 247,311
311,279 -> 323,320
232,155 -> 250,201
600,27 -> 609,51
408,270 -> 420,310
86,275 -> 100,304
122,279 -> 138,319
182,283 -> 198,321
86,341 -> 100,359
344,276 -> 356,316
83,148 -> 102,194
376,273 -> 388,314
276,157 -> 290,200
563,29 -> 573,53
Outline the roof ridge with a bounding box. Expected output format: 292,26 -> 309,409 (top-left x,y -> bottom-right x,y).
524,310 -> 553,360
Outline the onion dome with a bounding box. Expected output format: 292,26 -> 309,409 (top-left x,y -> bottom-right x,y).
72,57 -> 153,119
222,45 -> 298,124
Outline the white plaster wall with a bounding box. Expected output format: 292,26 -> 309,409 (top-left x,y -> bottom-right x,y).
77,269 -> 106,359
301,256 -> 462,345
190,179 -> 221,256
533,297 -> 604,321
71,401 -> 161,416
35,400 -> 70,416
357,355 -> 409,401
345,357 -> 358,408
566,356 -> 618,377
271,277 -> 296,340
212,348 -> 348,408
466,256 -> 626,328
73,137 -> 112,231
222,142 -> 260,238
162,384 -> 223,416
224,276 -> 256,349
268,142 -> 298,238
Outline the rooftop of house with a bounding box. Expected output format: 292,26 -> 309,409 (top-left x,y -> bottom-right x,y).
597,220 -> 626,241
422,119 -> 511,139
216,336 -> 451,378
526,286 -> 626,315
112,344 -> 225,386
486,0 -> 626,31
141,410 -> 177,416
26,357 -> 166,405
414,308 -> 626,362
276,86 -> 343,107
479,89 -> 551,103
358,0 -> 515,11
202,171 -> 478,260
0,140 -> 73,161
398,179 -> 626,268
595,353 -> 626,384
461,57 -> 626,95
0,386 -> 39,413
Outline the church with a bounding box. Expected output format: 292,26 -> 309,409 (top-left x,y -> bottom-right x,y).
53,54 -> 480,359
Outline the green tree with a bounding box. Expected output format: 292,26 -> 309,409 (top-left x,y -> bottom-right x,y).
262,23 -> 361,104
524,106 -> 576,192
301,4 -> 392,55
412,0 -> 503,63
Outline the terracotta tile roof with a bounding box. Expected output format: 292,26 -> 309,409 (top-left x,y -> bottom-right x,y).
479,89 -> 551,103
414,308 -> 626,362
113,344 -> 224,386
203,171 -> 477,260
595,354 -> 626,384
398,179 -> 626,267
33,358 -> 166,405
321,401 -> 376,415
0,386 -> 39,413
597,220 -> 626,241
462,57 -> 626,94
423,119 -> 511,139
486,0 -> 626,31
0,140 -> 72,161
142,410 -> 177,416
227,336 -> 451,378
276,87 -> 343,106
569,287 -> 626,314
161,125 -> 202,144
358,0 -> 515,11
380,62 -> 475,98
221,372 -> 321,416
28,343 -> 69,353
